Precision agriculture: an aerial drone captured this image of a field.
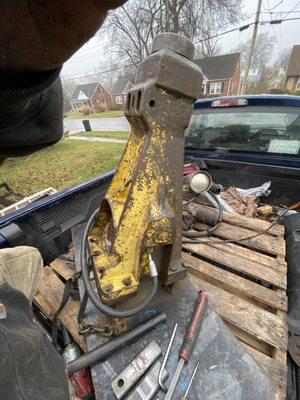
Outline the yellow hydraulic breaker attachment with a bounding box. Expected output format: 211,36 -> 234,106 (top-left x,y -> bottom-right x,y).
89,33 -> 202,303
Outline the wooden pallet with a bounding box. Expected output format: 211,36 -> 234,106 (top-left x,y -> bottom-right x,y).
183,204 -> 288,399
34,259 -> 87,351
33,207 -> 288,398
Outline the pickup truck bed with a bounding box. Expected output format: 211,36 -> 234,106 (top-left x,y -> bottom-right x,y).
183,202 -> 288,398
33,201 -> 288,400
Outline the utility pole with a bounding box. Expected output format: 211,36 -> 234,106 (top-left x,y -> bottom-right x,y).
165,0 -> 170,31
241,0 -> 262,94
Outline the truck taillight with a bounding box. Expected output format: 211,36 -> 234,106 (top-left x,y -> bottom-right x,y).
211,98 -> 248,107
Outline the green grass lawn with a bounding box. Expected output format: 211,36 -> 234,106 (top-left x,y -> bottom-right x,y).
66,110 -> 124,119
0,140 -> 125,196
75,130 -> 130,140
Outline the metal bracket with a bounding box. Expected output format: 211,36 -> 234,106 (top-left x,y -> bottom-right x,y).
111,340 -> 162,399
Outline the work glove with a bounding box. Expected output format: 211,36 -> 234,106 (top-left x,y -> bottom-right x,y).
0,246 -> 43,302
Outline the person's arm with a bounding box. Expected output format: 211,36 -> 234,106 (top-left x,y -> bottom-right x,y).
0,0 -> 126,158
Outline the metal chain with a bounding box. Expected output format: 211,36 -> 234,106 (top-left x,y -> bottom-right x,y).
73,271 -> 113,338
78,322 -> 113,337
72,271 -> 82,285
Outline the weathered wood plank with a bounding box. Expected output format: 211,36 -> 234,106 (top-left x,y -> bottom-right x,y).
34,266 -> 87,351
194,202 -> 284,236
184,253 -> 287,311
274,254 -> 288,369
224,320 -> 272,358
208,242 -> 286,272
51,258 -> 76,280
183,242 -> 286,289
193,221 -> 285,256
242,343 -> 287,389
189,276 -> 288,350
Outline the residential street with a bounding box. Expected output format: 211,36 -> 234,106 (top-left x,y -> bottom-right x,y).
64,117 -> 130,132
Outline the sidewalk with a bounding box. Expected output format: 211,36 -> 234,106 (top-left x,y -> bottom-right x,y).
67,136 -> 127,144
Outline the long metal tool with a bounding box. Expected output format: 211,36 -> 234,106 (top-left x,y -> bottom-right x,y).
180,361 -> 200,400
111,340 -> 162,399
158,323 -> 178,392
165,291 -> 208,400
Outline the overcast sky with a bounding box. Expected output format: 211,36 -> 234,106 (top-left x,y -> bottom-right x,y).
62,0 -> 300,80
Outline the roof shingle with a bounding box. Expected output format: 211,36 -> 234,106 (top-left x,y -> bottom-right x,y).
287,44 -> 300,76
112,76 -> 134,94
195,53 -> 240,80
71,82 -> 98,101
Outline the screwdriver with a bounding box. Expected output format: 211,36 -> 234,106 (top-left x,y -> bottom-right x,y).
165,290 -> 208,400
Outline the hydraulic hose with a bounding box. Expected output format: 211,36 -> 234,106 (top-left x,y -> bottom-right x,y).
81,209 -> 158,319
182,191 -> 223,240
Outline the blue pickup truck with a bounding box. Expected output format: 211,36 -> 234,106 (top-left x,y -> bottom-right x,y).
185,94 -> 300,205
0,94 -> 299,398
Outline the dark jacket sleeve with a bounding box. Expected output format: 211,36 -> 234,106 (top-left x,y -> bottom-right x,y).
0,283 -> 69,400
0,68 -> 63,159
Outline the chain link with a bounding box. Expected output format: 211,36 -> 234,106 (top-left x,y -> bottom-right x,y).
78,322 -> 113,337
72,271 -> 81,285
73,271 -> 113,338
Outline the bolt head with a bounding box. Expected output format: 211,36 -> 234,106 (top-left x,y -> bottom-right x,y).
152,33 -> 195,60
102,285 -> 113,295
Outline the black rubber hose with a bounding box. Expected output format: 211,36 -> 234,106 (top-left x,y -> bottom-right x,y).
182,191 -> 223,239
81,209 -> 158,319
66,312 -> 167,376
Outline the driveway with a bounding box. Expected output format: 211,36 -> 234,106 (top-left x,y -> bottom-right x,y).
64,117 -> 130,132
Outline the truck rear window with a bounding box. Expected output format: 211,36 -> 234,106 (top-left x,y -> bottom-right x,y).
185,106 -> 300,156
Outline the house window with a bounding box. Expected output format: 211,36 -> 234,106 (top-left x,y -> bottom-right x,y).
209,82 -> 223,95
116,95 -> 123,104
296,77 -> 300,91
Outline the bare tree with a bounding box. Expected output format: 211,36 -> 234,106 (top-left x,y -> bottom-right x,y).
235,32 -> 276,71
273,47 -> 291,69
61,77 -> 77,98
107,0 -> 243,67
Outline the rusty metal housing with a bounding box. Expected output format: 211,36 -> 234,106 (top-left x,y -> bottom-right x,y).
90,32 -> 203,303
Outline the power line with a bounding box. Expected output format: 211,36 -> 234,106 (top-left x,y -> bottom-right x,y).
261,10 -> 300,13
61,63 -> 132,82
283,0 -> 300,18
265,0 -> 281,50
67,50 -> 118,65
68,45 -> 111,59
66,6 -> 300,67
69,40 -> 111,58
193,16 -> 300,43
264,0 -> 284,10
62,15 -> 300,82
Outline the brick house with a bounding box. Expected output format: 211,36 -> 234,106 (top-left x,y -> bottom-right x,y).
70,82 -> 113,112
111,76 -> 134,109
284,44 -> 300,92
195,53 -> 241,97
